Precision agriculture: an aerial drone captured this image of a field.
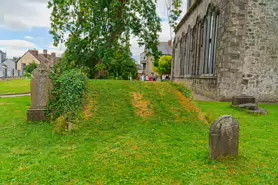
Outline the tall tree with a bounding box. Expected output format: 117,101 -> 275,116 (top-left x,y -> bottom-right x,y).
108,43 -> 138,80
48,0 -> 162,77
168,0 -> 183,28
155,55 -> 172,75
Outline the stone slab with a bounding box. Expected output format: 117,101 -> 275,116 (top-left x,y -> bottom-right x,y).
27,109 -> 47,122
237,103 -> 258,110
249,108 -> 268,115
231,104 -> 268,115
232,95 -> 256,105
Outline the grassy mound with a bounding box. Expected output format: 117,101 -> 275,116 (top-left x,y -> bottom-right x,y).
0,80 -> 278,184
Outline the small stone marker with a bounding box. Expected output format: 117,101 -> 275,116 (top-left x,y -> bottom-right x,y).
210,116 -> 240,160
232,95 -> 255,105
27,62 -> 52,122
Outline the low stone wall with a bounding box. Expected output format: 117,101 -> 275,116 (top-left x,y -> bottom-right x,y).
0,76 -> 25,81
173,77 -> 218,100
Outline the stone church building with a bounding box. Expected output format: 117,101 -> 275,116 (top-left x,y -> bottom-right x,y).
172,0 -> 278,102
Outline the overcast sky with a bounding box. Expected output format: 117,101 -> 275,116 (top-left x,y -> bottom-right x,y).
0,0 -> 187,61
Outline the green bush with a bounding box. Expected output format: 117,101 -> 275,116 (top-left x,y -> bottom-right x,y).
49,69 -> 88,126
25,62 -> 38,74
24,72 -> 32,78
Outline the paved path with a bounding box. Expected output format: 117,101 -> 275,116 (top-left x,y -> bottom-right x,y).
0,93 -> 30,98
194,93 -> 216,102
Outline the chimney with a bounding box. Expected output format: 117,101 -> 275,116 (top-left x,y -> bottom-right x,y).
168,40 -> 173,48
51,52 -> 56,65
30,49 -> 38,56
43,49 -> 48,58
51,52 -> 56,58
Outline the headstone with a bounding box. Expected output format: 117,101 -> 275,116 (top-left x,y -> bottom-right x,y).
210,116 -> 240,160
232,95 -> 255,105
27,62 -> 52,122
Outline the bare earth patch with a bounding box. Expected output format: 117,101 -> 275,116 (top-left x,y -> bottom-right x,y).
132,92 -> 153,117
84,96 -> 97,120
176,91 -> 208,124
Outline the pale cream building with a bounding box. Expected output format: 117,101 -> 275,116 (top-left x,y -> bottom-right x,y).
140,42 -> 172,76
17,50 -> 58,73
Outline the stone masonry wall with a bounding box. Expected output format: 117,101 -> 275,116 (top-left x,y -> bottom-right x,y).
217,0 -> 246,101
174,77 -> 218,98
240,0 -> 278,102
173,0 -> 233,100
173,0 -> 278,102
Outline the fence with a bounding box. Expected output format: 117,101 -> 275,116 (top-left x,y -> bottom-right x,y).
0,69 -> 23,78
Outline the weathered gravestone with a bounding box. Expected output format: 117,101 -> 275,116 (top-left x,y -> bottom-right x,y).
231,95 -> 268,115
27,62 -> 52,122
210,116 -> 240,160
232,95 -> 256,105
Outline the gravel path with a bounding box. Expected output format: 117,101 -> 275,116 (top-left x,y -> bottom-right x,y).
0,93 -> 30,98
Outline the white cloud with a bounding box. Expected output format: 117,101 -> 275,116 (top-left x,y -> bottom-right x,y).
48,42 -> 66,57
0,40 -> 35,49
156,0 -> 170,21
130,0 -> 187,61
130,36 -> 144,56
24,36 -> 34,40
0,40 -> 36,57
0,0 -> 50,30
0,39 -> 64,58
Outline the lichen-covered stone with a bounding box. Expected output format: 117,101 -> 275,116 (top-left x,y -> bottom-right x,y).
27,62 -> 52,122
237,103 -> 258,110
210,116 -> 240,160
249,108 -> 268,115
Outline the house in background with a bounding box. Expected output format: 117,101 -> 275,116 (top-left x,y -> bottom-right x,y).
2,58 -> 17,77
0,50 -> 7,62
140,41 -> 172,76
17,49 -> 58,74
0,62 -> 7,77
0,50 -> 14,77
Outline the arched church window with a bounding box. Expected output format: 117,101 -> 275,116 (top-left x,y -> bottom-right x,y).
202,6 -> 219,75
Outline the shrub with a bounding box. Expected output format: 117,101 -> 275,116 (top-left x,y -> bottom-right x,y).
49,68 -> 88,132
24,72 -> 32,78
25,62 -> 38,74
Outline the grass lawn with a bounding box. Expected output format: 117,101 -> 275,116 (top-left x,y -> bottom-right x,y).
0,80 -> 278,184
0,79 -> 30,95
